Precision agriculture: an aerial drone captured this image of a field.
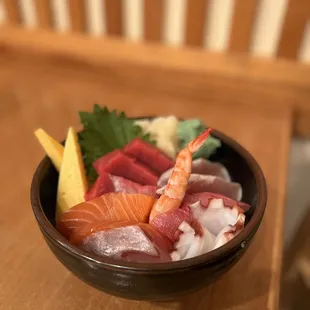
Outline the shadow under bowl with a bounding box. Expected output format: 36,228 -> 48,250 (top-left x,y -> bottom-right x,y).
30,122 -> 267,301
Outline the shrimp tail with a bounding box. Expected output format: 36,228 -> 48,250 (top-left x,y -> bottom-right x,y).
187,128 -> 213,153
149,128 -> 213,222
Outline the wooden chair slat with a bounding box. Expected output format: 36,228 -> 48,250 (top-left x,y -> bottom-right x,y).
228,0 -> 260,53
144,0 -> 163,42
277,0 -> 310,59
3,0 -> 21,24
68,0 -> 87,33
34,0 -> 53,28
105,0 -> 123,36
185,0 -> 208,46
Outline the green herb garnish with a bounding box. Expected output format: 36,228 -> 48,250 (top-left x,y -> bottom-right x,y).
178,119 -> 221,159
79,104 -> 155,182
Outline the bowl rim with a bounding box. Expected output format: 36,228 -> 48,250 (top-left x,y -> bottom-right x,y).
30,120 -> 267,273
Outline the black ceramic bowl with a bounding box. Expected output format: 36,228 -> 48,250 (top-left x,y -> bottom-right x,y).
30,123 -> 267,301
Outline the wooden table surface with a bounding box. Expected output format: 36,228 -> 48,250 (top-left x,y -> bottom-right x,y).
0,53 -> 292,310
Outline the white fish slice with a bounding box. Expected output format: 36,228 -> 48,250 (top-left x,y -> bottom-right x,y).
158,158 -> 231,188
157,174 -> 242,201
81,225 -> 158,258
191,158 -> 231,182
186,174 -> 242,201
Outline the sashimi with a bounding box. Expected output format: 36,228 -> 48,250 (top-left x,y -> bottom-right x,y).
124,138 -> 174,175
92,149 -> 119,173
186,174 -> 242,200
157,174 -> 242,201
85,173 -> 158,200
191,158 -> 231,181
70,220 -> 138,244
150,207 -> 197,242
57,193 -> 156,240
213,225 -> 243,250
36,104 -> 252,263
151,207 -> 217,262
151,194 -> 247,244
85,173 -> 114,200
182,192 -> 251,212
121,223 -> 173,262
157,158 -> 231,187
93,150 -> 158,185
188,198 -> 246,236
170,222 -> 216,261
81,224 -> 173,262
150,208 -> 190,242
152,192 -> 248,260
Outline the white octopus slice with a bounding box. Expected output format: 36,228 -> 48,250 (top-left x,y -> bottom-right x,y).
189,198 -> 245,236
170,222 -> 216,261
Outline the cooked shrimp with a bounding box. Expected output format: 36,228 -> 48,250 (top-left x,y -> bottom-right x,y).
149,128 -> 213,221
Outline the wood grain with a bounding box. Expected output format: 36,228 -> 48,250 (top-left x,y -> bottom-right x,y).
0,19 -> 293,308
228,0 -> 260,53
0,49 -> 292,308
0,26 -> 309,136
185,0 -> 208,46
282,206 -> 310,280
2,0 -> 21,24
277,0 -> 310,59
105,0 -> 123,36
34,0 -> 53,28
144,0 -> 163,42
281,207 -> 310,308
67,0 -> 87,33
1,26 -> 309,88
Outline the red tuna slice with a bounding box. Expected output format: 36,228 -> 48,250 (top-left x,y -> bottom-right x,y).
85,173 -> 158,200
93,149 -> 158,186
124,138 -> 174,175
150,207 -> 202,242
80,223 -> 173,263
85,173 -> 114,200
182,192 -> 251,212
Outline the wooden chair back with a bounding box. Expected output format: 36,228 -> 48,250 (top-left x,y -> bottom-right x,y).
0,0 -> 310,135
1,0 -> 309,61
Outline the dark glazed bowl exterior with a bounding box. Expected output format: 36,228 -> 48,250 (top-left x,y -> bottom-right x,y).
30,122 -> 267,301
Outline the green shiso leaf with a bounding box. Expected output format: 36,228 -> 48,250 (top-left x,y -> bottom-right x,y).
78,104 -> 155,182
177,119 -> 221,159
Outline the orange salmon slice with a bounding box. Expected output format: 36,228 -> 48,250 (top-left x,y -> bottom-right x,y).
57,193 -> 156,240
